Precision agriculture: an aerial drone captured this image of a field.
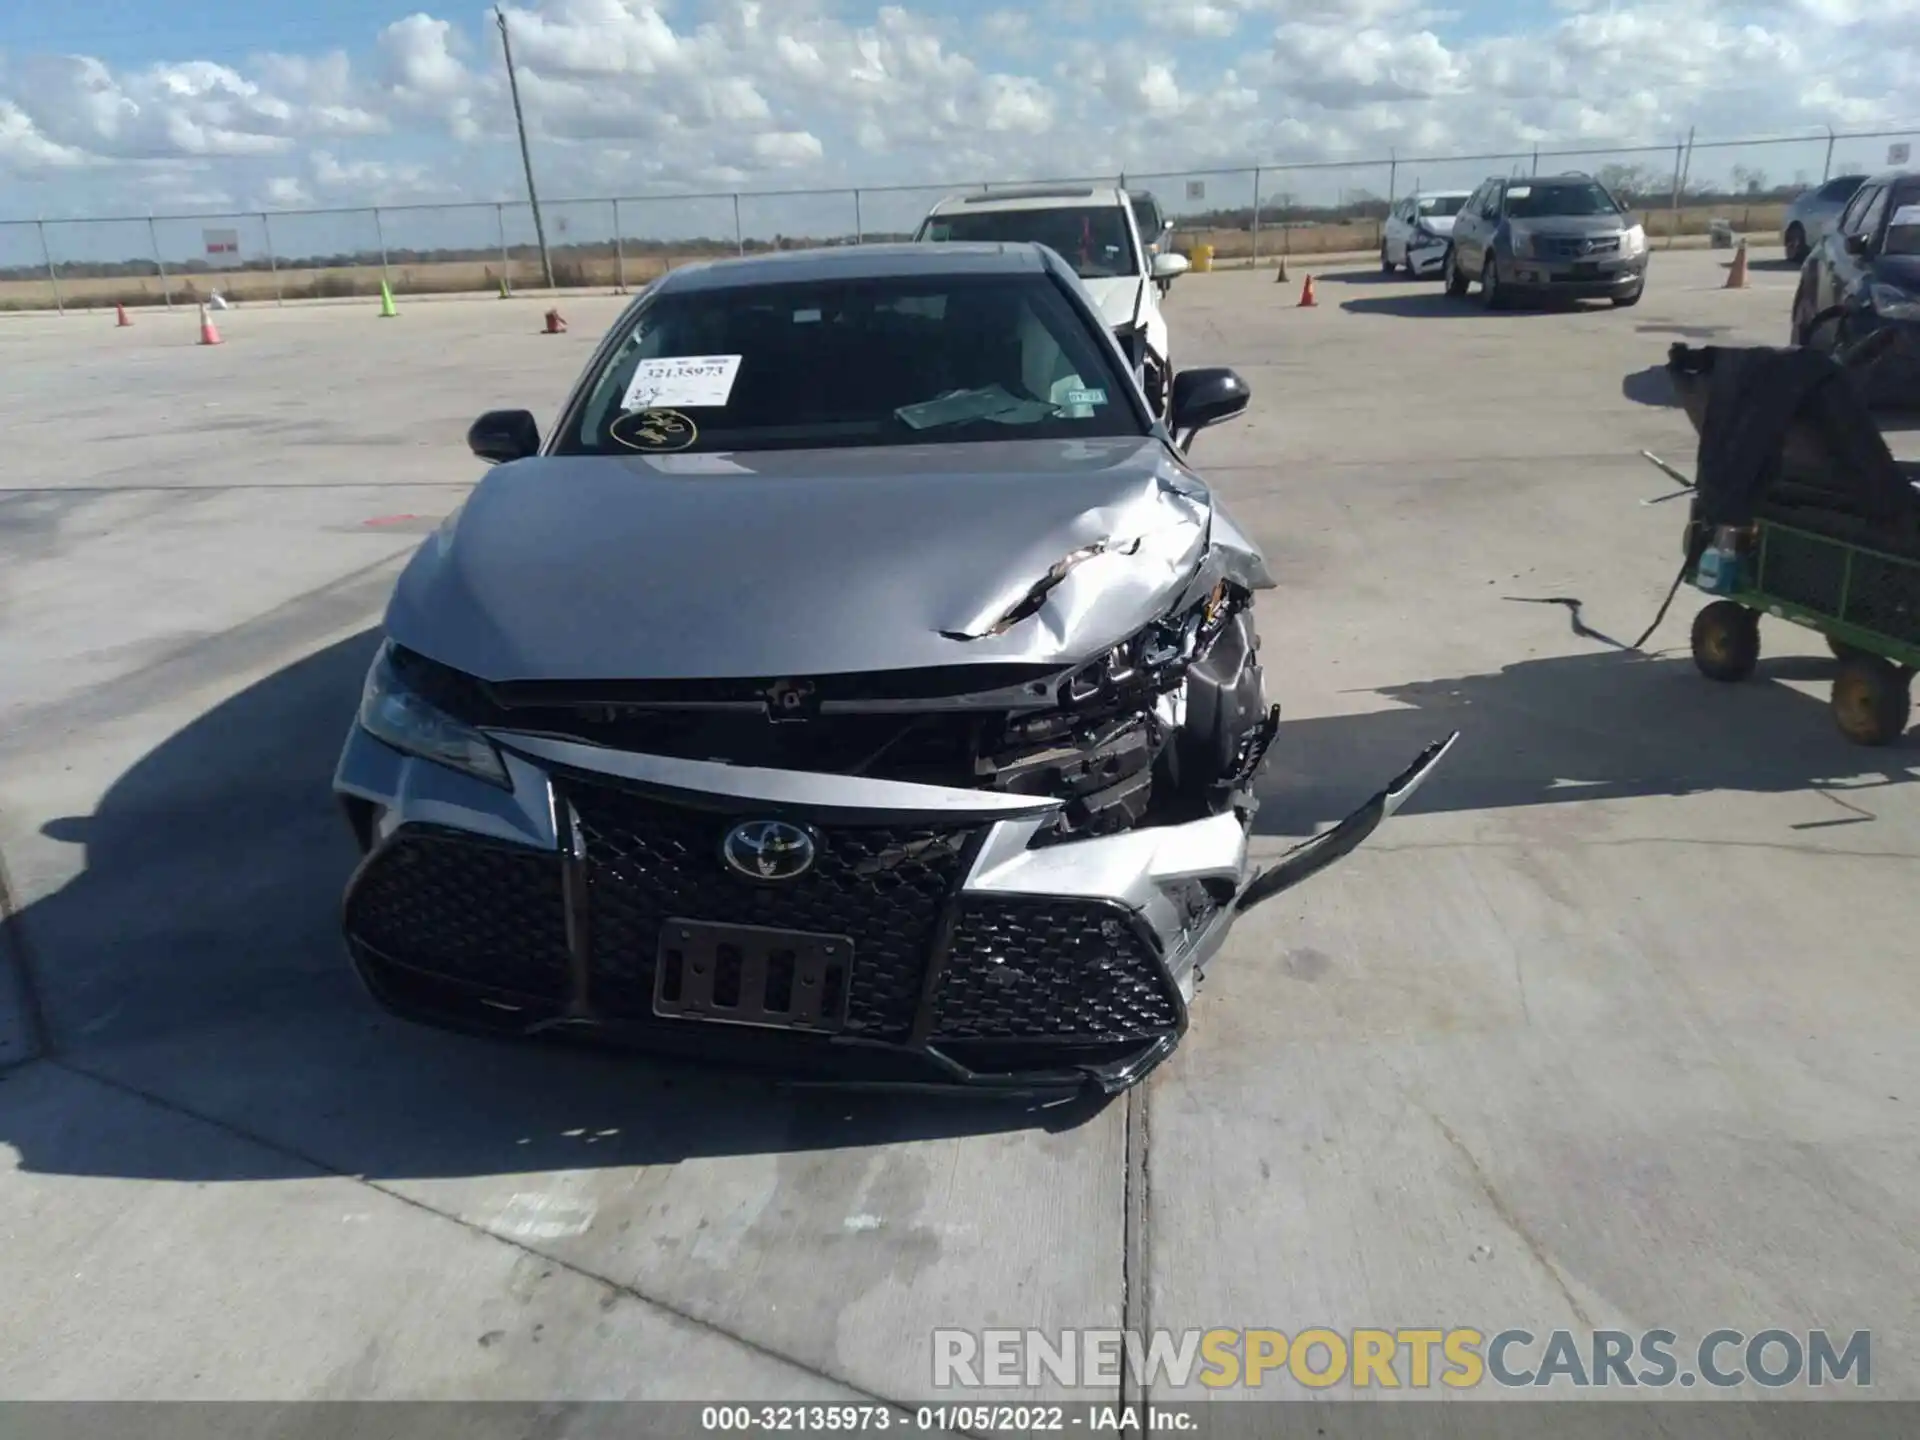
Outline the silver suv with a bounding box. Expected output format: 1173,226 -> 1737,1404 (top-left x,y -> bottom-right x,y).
1445,172 -> 1650,309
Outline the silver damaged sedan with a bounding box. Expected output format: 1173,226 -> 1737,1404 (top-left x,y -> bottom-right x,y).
333,241 -> 1456,1099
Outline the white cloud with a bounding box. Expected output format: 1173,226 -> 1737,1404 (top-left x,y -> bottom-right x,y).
263,175 -> 314,206
0,0 -> 1913,211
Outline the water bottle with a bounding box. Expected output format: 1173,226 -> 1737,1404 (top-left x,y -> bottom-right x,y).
1697,526 -> 1742,594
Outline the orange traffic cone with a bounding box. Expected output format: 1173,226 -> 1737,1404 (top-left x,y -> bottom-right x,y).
115,302 -> 131,327
1297,274 -> 1317,307
543,308 -> 567,335
1724,239 -> 1748,289
198,303 -> 222,346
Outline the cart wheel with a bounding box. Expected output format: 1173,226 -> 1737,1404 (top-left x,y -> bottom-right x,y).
1831,656 -> 1912,746
1691,601 -> 1760,681
1827,635 -> 1864,661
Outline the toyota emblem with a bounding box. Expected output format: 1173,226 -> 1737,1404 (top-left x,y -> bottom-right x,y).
721,819 -> 818,881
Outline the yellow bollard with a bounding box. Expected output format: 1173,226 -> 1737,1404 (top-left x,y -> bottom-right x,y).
1191,242 -> 1215,274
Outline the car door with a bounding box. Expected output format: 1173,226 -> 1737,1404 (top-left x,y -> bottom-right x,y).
1824,183 -> 1886,322
1390,201 -> 1414,262
1456,184 -> 1495,273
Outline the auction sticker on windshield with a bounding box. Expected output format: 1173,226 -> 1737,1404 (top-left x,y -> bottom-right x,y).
621,355 -> 742,412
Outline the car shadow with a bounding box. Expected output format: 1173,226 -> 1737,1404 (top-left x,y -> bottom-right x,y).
1338,291 -> 1564,318
1252,647 -> 1919,839
5,629 -> 1101,1185
1633,322 -> 1734,339
1308,267 -> 1406,285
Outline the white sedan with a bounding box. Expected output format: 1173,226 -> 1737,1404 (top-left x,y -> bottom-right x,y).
1382,190 -> 1473,277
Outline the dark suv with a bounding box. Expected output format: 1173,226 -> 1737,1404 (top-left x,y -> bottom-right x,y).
1445,172 -> 1649,309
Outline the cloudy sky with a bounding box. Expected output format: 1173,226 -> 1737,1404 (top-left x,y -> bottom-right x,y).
1,0 -> 1916,232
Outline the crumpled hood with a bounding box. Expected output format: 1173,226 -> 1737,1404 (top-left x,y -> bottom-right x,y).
1412,215 -> 1458,240
1080,275 -> 1153,332
385,438 -> 1272,683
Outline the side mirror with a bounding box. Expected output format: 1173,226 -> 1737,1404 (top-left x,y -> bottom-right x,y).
1844,232 -> 1870,256
1169,367 -> 1250,449
468,409 -> 540,464
1152,252 -> 1191,281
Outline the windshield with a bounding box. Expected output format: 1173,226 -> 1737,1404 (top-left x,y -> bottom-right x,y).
1417,195 -> 1468,218
1504,182 -> 1622,219
553,274 -> 1145,457
920,207 -> 1140,278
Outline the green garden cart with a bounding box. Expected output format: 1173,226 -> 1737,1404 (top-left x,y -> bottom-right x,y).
1660,331 -> 1920,746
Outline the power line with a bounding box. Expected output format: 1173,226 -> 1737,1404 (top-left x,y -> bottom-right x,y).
494,5 -> 553,291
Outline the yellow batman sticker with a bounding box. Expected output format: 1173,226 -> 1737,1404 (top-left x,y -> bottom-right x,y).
610,408 -> 698,453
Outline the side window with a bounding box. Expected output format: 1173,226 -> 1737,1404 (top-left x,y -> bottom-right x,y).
1460,186 -> 1483,222
1852,186 -> 1890,243
1820,177 -> 1862,202
1838,185 -> 1881,236
1481,185 -> 1503,219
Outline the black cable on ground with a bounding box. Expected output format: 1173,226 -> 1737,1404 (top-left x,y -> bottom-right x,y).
1631,557 -> 1695,651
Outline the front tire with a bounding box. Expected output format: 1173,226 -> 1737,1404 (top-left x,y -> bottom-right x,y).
1790,272 -> 1822,347
1691,601 -> 1760,682
1381,242 -> 1395,273
1480,256 -> 1507,311
1444,249 -> 1469,298
1784,223 -> 1808,265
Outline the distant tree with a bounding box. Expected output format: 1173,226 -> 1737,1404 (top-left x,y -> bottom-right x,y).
1597,163 -> 1661,200
1729,164 -> 1769,196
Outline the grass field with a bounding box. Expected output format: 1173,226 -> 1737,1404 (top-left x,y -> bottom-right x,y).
0,200 -> 1792,312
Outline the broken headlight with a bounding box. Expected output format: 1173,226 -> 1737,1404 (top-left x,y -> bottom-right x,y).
1058,585 -> 1226,708
358,641 -> 511,789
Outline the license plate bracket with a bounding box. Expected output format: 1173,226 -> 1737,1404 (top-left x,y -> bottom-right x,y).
654,919 -> 854,1032
1570,261 -> 1599,279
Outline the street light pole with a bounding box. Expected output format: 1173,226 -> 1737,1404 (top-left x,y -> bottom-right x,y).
496,6 -> 555,290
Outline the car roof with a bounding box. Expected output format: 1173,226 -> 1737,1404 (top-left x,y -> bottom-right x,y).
1497,172 -> 1597,186
1411,189 -> 1472,199
925,185 -> 1130,215
1861,167 -> 1919,188
648,241 -> 1053,295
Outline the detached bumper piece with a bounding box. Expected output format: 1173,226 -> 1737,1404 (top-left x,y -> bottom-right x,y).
1235,731 -> 1460,914
342,778 -> 1187,1099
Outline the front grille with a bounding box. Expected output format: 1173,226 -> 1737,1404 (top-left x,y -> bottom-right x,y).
344,832 -> 571,1001
928,898 -> 1181,1043
566,780 -> 978,1037
1538,235 -> 1620,260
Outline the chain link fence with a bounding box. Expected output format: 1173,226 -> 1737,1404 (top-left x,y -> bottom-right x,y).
4,126 -> 1914,313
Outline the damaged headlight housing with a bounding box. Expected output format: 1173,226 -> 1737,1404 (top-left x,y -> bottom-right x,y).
1058,587 -> 1224,707
358,641 -> 511,789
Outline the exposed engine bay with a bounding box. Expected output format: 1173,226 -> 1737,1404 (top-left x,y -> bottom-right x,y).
387,576 -> 1278,847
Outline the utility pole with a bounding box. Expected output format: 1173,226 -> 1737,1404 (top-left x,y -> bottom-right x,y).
496,6 -> 555,290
